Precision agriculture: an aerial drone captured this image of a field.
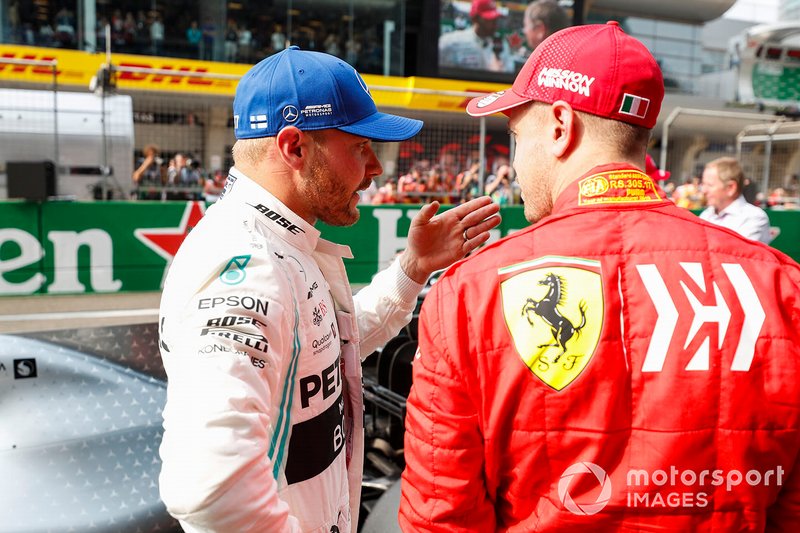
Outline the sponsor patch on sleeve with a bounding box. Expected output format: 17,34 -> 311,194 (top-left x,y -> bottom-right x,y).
578,170 -> 661,206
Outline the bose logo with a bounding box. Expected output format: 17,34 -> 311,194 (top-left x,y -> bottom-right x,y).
249,203 -> 305,235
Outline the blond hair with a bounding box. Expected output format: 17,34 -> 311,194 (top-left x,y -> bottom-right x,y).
231,137 -> 275,167
705,157 -> 744,193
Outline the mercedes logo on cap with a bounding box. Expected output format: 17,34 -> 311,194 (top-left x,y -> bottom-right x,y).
283,105 -> 299,122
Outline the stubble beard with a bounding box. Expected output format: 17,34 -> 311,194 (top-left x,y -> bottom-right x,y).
301,154 -> 364,227
520,155 -> 554,224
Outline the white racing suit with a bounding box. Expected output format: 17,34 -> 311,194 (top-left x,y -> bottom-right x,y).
158,168 -> 422,532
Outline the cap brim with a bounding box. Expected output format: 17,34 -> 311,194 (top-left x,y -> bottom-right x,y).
466,89 -> 531,117
478,11 -> 501,20
338,111 -> 423,142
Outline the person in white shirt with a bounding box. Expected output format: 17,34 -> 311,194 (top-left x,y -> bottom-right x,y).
439,0 -> 514,72
699,156 -> 772,243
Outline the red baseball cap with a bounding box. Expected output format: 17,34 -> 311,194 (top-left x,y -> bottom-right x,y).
645,154 -> 670,181
466,21 -> 664,129
471,0 -> 501,20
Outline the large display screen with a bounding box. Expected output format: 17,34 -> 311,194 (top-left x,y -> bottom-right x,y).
438,0 -> 574,82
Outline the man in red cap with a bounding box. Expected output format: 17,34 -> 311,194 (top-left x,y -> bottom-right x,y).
439,0 -> 513,72
401,22 -> 800,531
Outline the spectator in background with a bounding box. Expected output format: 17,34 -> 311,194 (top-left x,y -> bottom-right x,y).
672,175 -> 704,209
132,144 -> 163,200
168,153 -> 191,185
150,13 -> 164,56
324,33 -> 341,57
423,166 -> 450,203
485,163 -> 514,205
202,17 -> 216,60
398,166 -> 423,196
238,24 -> 253,63
224,19 -> 239,62
522,0 -> 569,52
187,20 -> 202,59
8,0 -> 20,43
372,179 -> 401,204
54,6 -> 76,47
203,169 -> 227,203
39,22 -> 55,46
456,161 -> 482,202
134,10 -> 149,53
271,24 -> 286,53
359,179 -> 379,204
122,12 -> 137,49
111,9 -> 125,48
699,156 -> 771,243
345,37 -> 360,66
439,0 -> 514,73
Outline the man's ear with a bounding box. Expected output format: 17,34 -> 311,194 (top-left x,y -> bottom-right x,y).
549,100 -> 576,158
275,126 -> 310,171
727,180 -> 740,198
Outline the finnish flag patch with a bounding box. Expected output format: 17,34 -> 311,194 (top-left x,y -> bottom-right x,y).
250,114 -> 268,129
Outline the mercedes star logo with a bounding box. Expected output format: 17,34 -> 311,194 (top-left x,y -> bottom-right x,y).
283,105 -> 299,122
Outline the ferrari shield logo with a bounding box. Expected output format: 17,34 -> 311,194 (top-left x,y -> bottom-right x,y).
499,256 -> 604,391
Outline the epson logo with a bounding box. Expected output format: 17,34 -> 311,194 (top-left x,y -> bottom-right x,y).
248,203 -> 305,235
198,295 -> 269,315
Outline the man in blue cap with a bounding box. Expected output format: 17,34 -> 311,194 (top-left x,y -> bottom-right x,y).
157,47 -> 500,532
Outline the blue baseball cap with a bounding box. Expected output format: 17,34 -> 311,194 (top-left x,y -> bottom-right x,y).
233,47 -> 423,142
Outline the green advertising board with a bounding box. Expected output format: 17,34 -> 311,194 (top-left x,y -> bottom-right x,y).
0,200 -> 797,296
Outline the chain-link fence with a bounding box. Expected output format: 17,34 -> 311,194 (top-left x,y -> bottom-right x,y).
5,54 -> 800,206
0,56 -> 137,201
656,107 -> 800,209
737,121 -> 800,207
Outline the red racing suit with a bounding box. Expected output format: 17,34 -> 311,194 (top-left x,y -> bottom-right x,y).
400,163 -> 800,532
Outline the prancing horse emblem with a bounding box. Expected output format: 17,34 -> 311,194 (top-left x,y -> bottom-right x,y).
521,272 -> 587,362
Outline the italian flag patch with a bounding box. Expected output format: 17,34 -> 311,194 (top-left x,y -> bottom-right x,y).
619,93 -> 650,119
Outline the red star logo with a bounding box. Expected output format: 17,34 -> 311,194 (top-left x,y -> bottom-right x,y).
134,201 -> 206,285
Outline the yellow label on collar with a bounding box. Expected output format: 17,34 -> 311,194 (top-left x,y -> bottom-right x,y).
578,170 -> 661,206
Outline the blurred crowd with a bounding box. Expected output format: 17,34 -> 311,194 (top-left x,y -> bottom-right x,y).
4,2 -> 386,74
131,144 -> 225,202
362,150 -> 800,214
129,141 -> 800,212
